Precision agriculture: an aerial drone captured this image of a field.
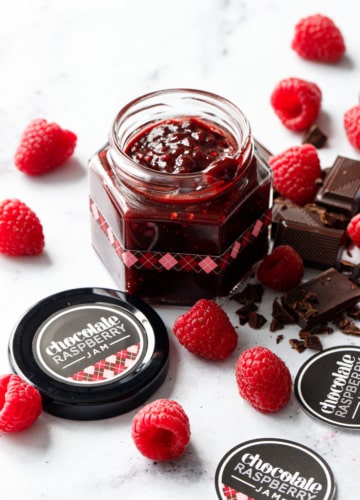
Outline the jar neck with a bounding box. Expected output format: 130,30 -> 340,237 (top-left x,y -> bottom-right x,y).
108,89 -> 254,203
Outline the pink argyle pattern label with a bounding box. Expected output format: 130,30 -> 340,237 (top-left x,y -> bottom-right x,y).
69,343 -> 140,383
222,484 -> 254,500
90,198 -> 271,275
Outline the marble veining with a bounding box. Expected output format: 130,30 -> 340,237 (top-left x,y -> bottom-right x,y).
0,0 -> 360,498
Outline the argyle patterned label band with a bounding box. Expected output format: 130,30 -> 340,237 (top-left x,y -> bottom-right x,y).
69,343 -> 140,383
90,198 -> 271,275
222,484 -> 254,500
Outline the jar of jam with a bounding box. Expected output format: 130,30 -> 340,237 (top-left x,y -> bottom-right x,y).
89,89 -> 272,305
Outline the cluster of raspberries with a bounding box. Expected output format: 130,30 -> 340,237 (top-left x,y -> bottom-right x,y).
269,13 -> 360,247
0,119 -> 77,256
131,299 -> 292,461
271,14 -> 359,148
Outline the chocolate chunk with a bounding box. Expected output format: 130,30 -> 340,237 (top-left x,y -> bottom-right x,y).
272,298 -> 296,324
272,203 -> 348,269
281,267 -> 360,328
270,318 -> 284,332
305,335 -> 323,351
315,155 -> 360,217
248,311 -> 267,329
290,339 -> 306,353
235,303 -> 258,325
231,283 -> 264,304
302,124 -> 328,148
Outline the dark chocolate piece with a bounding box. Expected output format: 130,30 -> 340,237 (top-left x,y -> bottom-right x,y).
231,283 -> 264,304
272,203 -> 348,269
290,339 -> 306,353
281,267 -> 360,328
248,311 -> 267,329
315,155 -> 360,217
272,298 -> 296,324
299,331 -> 323,351
302,124 -> 328,148
276,334 -> 284,343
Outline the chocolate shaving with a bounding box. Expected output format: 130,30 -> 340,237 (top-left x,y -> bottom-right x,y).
270,317 -> 284,332
276,334 -> 284,344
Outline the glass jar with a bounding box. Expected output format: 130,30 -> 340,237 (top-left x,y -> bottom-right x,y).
89,89 -> 272,305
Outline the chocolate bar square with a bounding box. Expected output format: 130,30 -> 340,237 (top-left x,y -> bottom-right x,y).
281,267 -> 360,328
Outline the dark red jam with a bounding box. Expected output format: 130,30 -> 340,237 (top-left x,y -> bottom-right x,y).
126,117 -> 236,174
90,107 -> 272,305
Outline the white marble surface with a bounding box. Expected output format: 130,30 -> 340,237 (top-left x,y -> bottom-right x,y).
0,1 -> 360,498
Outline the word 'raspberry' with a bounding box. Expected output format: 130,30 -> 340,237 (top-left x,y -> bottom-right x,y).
269,144 -> 321,206
0,374 -> 42,432
0,198 -> 45,256
132,399 -> 190,461
347,213 -> 360,247
270,77 -> 322,131
235,346 -> 292,413
291,14 -> 346,63
15,118 -> 77,175
173,299 -> 238,360
344,105 -> 360,150
257,245 -> 304,292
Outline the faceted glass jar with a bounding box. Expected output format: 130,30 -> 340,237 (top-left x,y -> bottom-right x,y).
89,89 -> 272,305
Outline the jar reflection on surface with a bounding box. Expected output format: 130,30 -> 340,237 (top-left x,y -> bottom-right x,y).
89,89 -> 272,305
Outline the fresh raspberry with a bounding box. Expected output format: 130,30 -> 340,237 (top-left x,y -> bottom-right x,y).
0,199 -> 45,256
235,346 -> 292,413
347,213 -> 360,247
14,118 -> 77,175
291,14 -> 346,63
344,105 -> 360,150
269,144 -> 321,205
257,245 -> 304,292
173,299 -> 238,360
0,374 -> 42,432
270,77 -> 322,131
131,399 -> 190,461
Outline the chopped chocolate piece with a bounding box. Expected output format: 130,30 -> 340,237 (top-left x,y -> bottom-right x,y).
231,283 -> 264,304
333,314 -> 351,329
270,318 -> 284,332
341,321 -> 360,336
281,267 -> 360,328
272,203 -> 348,269
311,325 -> 334,335
347,306 -> 360,320
290,339 -> 306,353
272,298 -> 296,324
276,334 -> 284,344
248,311 -> 267,329
315,155 -> 360,217
304,334 -> 323,351
302,124 -> 328,148
235,303 -> 258,325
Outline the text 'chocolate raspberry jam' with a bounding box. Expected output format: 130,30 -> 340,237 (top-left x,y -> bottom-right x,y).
8,288 -> 169,420
89,89 -> 272,305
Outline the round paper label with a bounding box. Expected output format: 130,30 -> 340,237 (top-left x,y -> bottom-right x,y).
295,345 -> 360,429
215,438 -> 335,500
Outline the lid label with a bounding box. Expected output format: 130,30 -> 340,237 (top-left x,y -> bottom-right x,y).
33,303 -> 148,386
215,439 -> 335,500
295,346 -> 360,428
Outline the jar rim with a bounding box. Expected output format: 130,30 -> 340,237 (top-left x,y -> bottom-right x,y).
108,88 -> 253,201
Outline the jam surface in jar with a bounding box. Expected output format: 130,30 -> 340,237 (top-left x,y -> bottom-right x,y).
126,117 -> 236,174
89,90 -> 272,305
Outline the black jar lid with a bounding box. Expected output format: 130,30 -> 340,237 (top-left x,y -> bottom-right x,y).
8,288 -> 169,420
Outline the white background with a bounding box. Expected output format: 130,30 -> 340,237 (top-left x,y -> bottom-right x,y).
0,0 -> 359,498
